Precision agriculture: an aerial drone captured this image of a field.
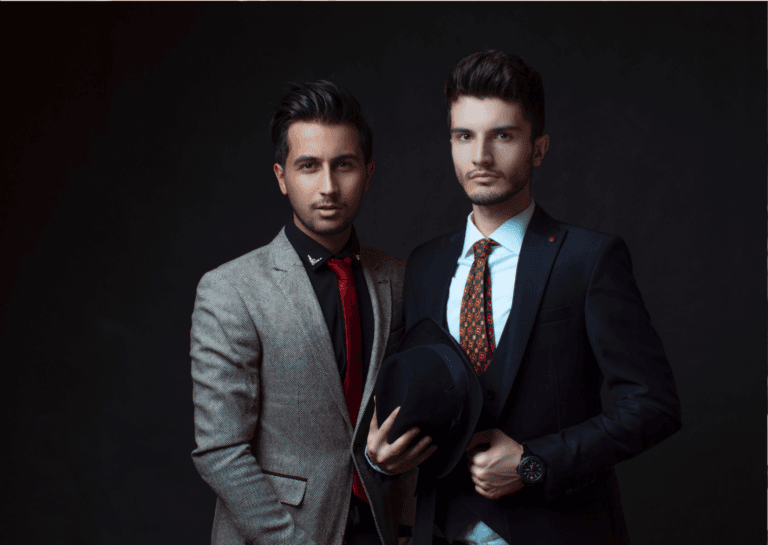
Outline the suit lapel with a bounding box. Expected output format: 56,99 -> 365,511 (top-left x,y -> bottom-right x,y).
359,257 -> 391,430
269,229 -> 353,434
496,207 -> 565,413
432,232 -> 464,329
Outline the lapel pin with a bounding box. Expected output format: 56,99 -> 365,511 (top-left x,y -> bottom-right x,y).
549,236 -> 556,242
308,255 -> 322,266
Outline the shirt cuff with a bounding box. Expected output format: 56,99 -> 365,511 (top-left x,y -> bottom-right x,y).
365,447 -> 398,475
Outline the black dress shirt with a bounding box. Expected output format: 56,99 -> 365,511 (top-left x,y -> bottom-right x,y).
284,222 -> 374,384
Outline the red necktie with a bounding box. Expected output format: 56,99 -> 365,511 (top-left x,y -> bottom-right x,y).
459,239 -> 500,374
326,256 -> 368,503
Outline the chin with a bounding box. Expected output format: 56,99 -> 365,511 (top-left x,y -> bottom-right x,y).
301,215 -> 353,237
467,189 -> 515,206
313,224 -> 351,236
466,180 -> 528,206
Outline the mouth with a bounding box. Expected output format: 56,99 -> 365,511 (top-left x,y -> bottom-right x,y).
469,172 -> 500,180
315,205 -> 342,211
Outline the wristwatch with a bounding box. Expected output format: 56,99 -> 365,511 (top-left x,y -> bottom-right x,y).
518,444 -> 545,485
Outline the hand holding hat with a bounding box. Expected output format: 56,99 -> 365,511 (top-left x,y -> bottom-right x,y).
372,318 -> 485,479
366,400 -> 438,474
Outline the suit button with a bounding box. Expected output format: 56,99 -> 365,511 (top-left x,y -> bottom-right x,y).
486,390 -> 495,400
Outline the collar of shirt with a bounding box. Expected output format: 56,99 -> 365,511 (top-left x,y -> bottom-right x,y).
460,200 -> 536,259
284,221 -> 362,271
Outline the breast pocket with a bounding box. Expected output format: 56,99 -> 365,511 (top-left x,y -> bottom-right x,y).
534,305 -> 572,325
263,470 -> 307,507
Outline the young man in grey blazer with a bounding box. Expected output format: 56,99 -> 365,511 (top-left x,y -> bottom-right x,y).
191,81 -> 430,545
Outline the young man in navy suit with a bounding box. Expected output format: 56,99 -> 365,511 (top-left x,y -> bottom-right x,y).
366,50 -> 681,544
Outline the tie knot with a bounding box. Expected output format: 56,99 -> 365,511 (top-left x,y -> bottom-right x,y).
472,238 -> 499,260
327,256 -> 354,279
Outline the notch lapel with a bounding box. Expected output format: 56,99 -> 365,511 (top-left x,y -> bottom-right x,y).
269,229 -> 353,434
496,207 -> 565,413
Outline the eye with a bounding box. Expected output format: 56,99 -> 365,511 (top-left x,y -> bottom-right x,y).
457,134 -> 471,142
301,162 -> 314,169
497,132 -> 510,140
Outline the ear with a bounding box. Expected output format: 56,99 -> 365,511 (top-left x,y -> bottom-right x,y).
274,163 -> 288,195
532,135 -> 549,167
364,160 -> 375,191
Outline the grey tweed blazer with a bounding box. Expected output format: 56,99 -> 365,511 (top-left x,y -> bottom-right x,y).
191,228 -> 409,545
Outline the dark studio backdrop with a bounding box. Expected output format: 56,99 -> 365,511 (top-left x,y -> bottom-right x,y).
1,2 -> 765,544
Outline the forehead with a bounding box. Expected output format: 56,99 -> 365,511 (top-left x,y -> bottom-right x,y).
285,120 -> 362,159
449,96 -> 529,130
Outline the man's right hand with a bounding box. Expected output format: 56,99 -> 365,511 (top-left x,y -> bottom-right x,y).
366,398 -> 437,474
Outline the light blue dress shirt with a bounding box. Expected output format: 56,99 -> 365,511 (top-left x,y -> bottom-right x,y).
447,201 -> 535,545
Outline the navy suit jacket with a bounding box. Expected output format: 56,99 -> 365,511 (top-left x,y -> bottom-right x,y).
403,206 -> 681,544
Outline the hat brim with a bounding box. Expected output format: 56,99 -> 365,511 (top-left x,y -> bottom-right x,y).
389,317 -> 484,479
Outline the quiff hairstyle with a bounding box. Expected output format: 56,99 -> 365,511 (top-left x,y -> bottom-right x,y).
445,50 -> 545,141
269,80 -> 373,167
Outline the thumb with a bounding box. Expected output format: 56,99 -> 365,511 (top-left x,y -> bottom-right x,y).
369,398 -> 379,433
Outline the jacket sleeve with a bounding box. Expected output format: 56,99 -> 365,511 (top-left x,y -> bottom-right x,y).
524,236 -> 682,500
190,271 -> 315,544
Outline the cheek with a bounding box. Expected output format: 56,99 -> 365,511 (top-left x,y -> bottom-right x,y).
341,172 -> 368,194
287,177 -> 316,206
451,146 -> 468,170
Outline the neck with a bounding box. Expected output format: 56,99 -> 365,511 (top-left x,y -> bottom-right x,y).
293,214 -> 351,255
471,186 -> 532,238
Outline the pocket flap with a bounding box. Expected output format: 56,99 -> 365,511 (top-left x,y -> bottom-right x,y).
535,305 -> 572,325
263,470 -> 307,507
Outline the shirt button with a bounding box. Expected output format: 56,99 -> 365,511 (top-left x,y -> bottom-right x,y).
486,390 -> 495,400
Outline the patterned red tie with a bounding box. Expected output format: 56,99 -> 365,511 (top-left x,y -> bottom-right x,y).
459,239 -> 500,374
326,256 -> 368,503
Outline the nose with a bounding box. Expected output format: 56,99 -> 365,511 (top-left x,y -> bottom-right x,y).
471,136 -> 493,167
318,164 -> 340,195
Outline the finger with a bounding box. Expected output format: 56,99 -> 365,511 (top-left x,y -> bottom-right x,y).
377,406 -> 402,439
403,434 -> 433,459
465,445 -> 482,461
387,424 -> 422,454
470,475 -> 490,490
467,463 -> 482,478
475,484 -> 492,498
369,400 -> 379,434
392,443 -> 437,473
469,450 -> 487,468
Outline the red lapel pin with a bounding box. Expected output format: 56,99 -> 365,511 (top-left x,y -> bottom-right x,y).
549,236 -> 556,242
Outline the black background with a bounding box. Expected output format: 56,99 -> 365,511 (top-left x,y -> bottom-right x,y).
2,2 -> 765,544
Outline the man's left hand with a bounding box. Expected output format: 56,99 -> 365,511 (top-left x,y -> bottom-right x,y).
465,429 -> 525,500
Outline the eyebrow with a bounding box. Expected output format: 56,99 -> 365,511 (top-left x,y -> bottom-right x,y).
291,153 -> 361,166
450,125 -> 524,133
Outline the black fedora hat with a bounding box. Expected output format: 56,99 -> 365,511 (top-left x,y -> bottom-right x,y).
374,317 -> 483,479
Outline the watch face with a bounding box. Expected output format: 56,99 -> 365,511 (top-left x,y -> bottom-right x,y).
520,457 -> 545,484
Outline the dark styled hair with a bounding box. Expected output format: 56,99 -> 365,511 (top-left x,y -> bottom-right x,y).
445,50 -> 545,141
269,80 -> 373,166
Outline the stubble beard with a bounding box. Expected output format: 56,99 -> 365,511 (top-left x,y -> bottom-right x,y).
295,210 -> 354,237
462,159 -> 533,207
